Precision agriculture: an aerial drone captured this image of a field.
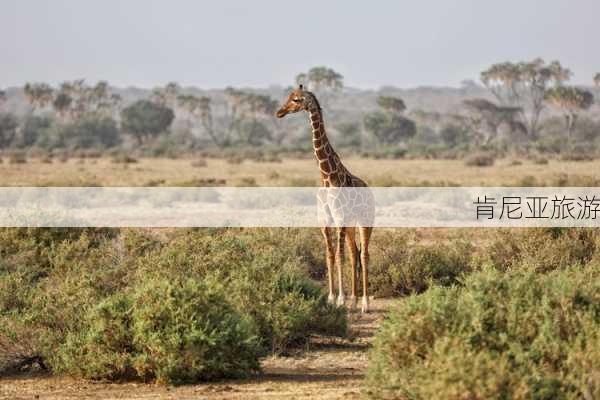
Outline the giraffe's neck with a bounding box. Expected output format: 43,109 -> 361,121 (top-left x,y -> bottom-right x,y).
308,106 -> 346,186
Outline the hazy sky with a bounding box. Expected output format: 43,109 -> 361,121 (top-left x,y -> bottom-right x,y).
2,0 -> 599,89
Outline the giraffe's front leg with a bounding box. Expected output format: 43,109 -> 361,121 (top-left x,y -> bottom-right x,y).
346,227 -> 359,311
321,227 -> 335,304
359,227 -> 373,313
335,227 -> 346,307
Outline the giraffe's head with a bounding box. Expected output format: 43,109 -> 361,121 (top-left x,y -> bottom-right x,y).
276,85 -> 319,118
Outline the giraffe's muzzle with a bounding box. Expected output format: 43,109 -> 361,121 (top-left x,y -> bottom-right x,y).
276,108 -> 288,118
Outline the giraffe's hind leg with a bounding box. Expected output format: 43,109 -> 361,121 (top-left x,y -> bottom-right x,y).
345,227 -> 359,310
321,227 -> 336,304
335,227 -> 347,307
358,226 -> 373,313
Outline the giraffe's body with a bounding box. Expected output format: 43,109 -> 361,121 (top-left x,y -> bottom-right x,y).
277,86 -> 374,312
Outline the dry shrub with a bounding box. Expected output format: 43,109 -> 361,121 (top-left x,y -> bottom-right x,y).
368,266 -> 600,400
191,158 -> 207,168
464,152 -> 495,167
268,171 -> 280,180
111,153 -> 137,164
481,228 -> 597,272
7,151 -> 27,164
226,155 -> 244,164
369,232 -> 473,297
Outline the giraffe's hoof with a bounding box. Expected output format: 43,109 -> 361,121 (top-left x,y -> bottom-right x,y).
327,293 -> 335,304
349,296 -> 357,310
336,294 -> 346,307
361,297 -> 370,314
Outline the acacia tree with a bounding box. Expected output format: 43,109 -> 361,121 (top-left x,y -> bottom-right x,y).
177,87 -> 281,147
223,87 -> 247,143
544,86 -> 594,148
594,73 -> 600,87
176,87 -> 253,148
0,90 -> 6,111
377,96 -> 406,114
151,82 -> 180,108
54,80 -> 121,121
462,98 -> 525,145
364,98 -> 416,146
24,83 -> 54,113
25,80 -> 121,122
295,66 -> 343,92
177,94 -> 222,147
480,59 -> 571,137
121,100 -> 175,144
239,93 -> 278,145
222,88 -> 281,146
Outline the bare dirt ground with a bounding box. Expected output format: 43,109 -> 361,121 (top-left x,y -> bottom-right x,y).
0,299 -> 395,400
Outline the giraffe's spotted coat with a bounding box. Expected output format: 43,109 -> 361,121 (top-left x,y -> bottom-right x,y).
276,86 -> 374,313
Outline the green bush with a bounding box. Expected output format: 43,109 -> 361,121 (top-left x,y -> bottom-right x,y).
53,293 -> 135,380
367,267 -> 600,400
0,228 -> 347,382
130,230 -> 347,352
54,279 -> 261,383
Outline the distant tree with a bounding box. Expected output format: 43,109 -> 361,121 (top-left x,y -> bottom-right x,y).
24,82 -> 54,113
90,81 -> 122,117
52,92 -> 73,120
365,95 -> 416,146
440,124 -> 468,148
595,73 -> 600,87
38,115 -> 120,150
544,86 -> 594,148
480,59 -> 571,137
0,90 -> 6,111
0,113 -> 19,148
177,94 -> 223,147
240,93 -> 278,145
295,66 -> 343,92
19,115 -> 52,148
335,122 -> 362,148
364,112 -> 416,145
53,80 -> 121,120
121,100 -> 175,144
377,96 -> 406,114
223,87 -> 247,144
151,82 -> 181,108
462,98 -> 525,144
221,88 -> 281,146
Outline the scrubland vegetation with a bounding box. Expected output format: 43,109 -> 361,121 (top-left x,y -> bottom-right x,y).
0,228 -> 347,383
368,266 -> 600,400
1,226 -> 599,399
366,228 -> 600,399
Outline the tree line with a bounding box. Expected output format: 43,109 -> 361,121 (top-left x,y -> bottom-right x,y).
0,62 -> 598,157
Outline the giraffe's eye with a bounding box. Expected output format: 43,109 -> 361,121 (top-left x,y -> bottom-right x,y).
292,98 -> 302,103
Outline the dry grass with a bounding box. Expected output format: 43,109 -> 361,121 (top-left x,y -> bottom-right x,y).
1,157 -> 600,186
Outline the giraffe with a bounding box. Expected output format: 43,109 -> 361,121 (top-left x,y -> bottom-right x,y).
276,85 -> 374,313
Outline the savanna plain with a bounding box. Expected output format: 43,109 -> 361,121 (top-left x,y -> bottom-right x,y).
1,156 -> 600,399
